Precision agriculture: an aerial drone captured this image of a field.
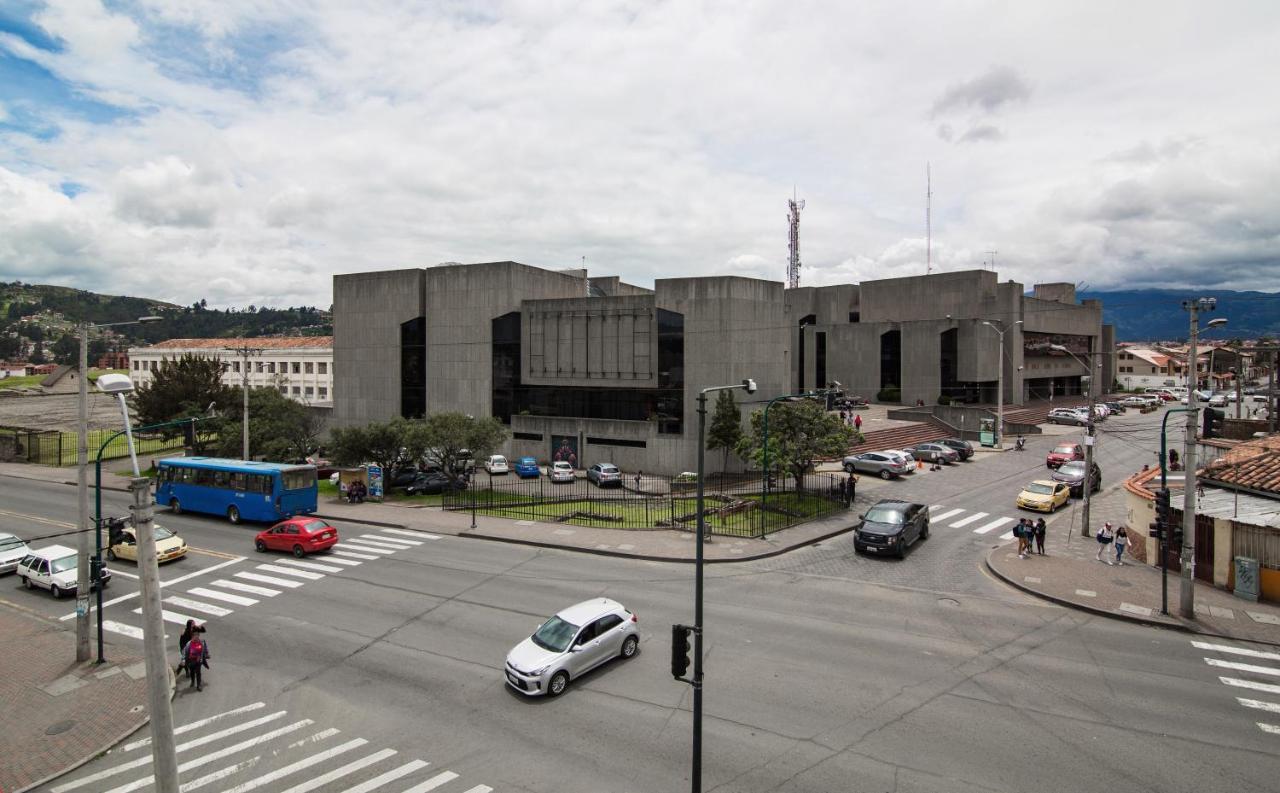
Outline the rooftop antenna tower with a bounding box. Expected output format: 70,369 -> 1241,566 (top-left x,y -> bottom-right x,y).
787,188 -> 805,289
926,163 -> 933,275
986,250 -> 998,270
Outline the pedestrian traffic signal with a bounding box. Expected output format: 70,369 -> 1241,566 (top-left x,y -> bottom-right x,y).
671,624 -> 692,679
1202,407 -> 1226,439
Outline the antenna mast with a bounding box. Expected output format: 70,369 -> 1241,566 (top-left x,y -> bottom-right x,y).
787,189 -> 805,289
926,163 -> 933,275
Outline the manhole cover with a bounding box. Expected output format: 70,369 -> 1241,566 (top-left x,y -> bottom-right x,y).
937,597 -> 960,607
46,720 -> 76,735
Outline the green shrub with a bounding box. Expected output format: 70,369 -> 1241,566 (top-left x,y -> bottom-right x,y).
877,387 -> 901,403
937,395 -> 951,405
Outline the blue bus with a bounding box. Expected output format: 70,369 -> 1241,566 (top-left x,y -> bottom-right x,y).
156,458 -> 318,524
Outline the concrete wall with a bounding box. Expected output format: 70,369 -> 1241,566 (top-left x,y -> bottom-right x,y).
333,268 -> 424,426
521,294 -> 658,388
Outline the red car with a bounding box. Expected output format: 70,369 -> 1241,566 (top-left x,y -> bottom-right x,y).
254,518 -> 339,558
1046,442 -> 1085,470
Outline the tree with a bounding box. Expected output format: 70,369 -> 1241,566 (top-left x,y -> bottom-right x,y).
706,389 -> 743,472
734,400 -> 854,488
209,387 -> 321,462
327,413 -> 508,481
51,333 -> 79,365
131,354 -> 235,430
327,420 -> 404,474
418,412 -> 507,478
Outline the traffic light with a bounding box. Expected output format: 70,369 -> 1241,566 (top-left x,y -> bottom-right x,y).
671,624 -> 692,679
1202,407 -> 1226,439
1154,488 -> 1171,525
1148,521 -> 1164,541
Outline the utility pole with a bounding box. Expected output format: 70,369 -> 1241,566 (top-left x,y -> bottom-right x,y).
985,320 -> 1022,449
1181,298 -> 1227,619
224,344 -> 260,460
132,474 -> 179,791
75,323 -> 91,661
1082,361 -> 1098,538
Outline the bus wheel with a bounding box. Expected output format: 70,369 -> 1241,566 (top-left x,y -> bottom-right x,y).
227,506 -> 241,524
171,500 -> 182,515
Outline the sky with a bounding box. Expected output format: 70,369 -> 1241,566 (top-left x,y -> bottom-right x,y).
1,0 -> 1278,310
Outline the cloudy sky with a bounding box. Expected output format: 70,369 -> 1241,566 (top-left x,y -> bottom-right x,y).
1,1 -> 1278,309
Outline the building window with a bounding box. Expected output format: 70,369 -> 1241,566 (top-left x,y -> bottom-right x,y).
305,386 -> 314,396
292,362 -> 301,374
278,386 -> 287,394
816,331 -> 827,390
319,362 -> 328,375
586,436 -> 648,448
849,311 -> 860,323
318,387 -> 328,399
279,361 -> 287,373
513,431 -> 543,441
305,362 -> 313,374
256,362 -> 264,373
401,317 -> 427,419
267,362 -> 276,374
292,386 -> 301,395
796,315 -> 816,391
232,361 -> 240,373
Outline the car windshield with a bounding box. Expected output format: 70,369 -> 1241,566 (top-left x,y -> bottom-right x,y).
1026,483 -> 1054,495
50,554 -> 77,573
864,505 -> 905,524
153,526 -> 175,540
1059,462 -> 1085,475
531,615 -> 580,653
0,536 -> 25,552
601,465 -> 619,473
1052,446 -> 1077,456
520,458 -> 536,465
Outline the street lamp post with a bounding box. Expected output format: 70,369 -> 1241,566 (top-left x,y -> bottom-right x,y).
1180,299 -> 1227,619
982,320 -> 1022,449
74,315 -> 161,661
1050,344 -> 1101,537
689,378 -> 756,793
224,344 -> 261,460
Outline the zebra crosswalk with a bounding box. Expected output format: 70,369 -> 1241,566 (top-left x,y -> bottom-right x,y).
91,528 -> 439,643
928,504 -> 1019,540
49,700 -> 493,793
1194,639 -> 1280,737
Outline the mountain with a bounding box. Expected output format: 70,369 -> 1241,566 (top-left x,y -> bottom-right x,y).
1078,289 -> 1280,342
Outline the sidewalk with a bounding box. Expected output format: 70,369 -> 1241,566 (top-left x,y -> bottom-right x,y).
986,485 -> 1280,646
0,607 -> 151,793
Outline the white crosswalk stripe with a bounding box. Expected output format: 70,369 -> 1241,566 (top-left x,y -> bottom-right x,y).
256,563 -> 325,580
220,737 -> 368,793
998,531 -> 1015,540
273,558 -> 345,573
401,772 -> 460,793
973,516 -> 1014,535
276,748 -> 398,793
210,579 -> 280,597
1238,698 -> 1280,714
124,703 -> 266,751
1193,641 -> 1280,662
1259,723 -> 1280,734
360,533 -> 421,546
136,608 -> 201,626
931,508 -> 964,521
335,760 -> 429,793
1206,658 -> 1280,677
317,554 -> 362,566
188,586 -> 259,606
236,571 -> 304,588
950,512 -> 988,528
164,596 -> 234,617
345,537 -> 410,551
1220,676 -> 1280,695
336,542 -> 396,555
331,548 -> 379,560
380,528 -> 441,540
102,620 -> 144,640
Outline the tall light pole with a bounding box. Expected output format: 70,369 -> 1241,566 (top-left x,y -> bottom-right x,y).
982,320 -> 1022,449
688,378 -> 756,793
74,315 -> 161,661
1181,299 -> 1227,618
224,344 -> 261,460
1051,344 -> 1102,537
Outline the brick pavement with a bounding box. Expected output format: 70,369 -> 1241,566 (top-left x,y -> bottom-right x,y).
0,606 -> 152,793
987,484 -> 1280,645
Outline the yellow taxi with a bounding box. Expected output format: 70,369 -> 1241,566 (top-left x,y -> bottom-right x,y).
1016,480 -> 1071,513
107,524 -> 189,564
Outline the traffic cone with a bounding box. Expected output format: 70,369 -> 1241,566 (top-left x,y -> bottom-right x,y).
917,459 -> 923,470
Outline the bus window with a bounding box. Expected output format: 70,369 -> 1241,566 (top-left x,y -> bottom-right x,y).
282,470 -> 312,491
213,470 -> 230,489
195,469 -> 216,487
229,472 -> 246,491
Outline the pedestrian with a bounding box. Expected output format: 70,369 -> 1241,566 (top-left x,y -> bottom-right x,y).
1034,518 -> 1047,555
1168,448 -> 1180,471
1114,525 -> 1129,565
854,413 -> 863,432
1095,522 -> 1114,562
840,409 -> 847,424
635,470 -> 642,491
177,619 -> 202,674
1014,519 -> 1028,558
183,630 -> 210,691
847,473 -> 857,506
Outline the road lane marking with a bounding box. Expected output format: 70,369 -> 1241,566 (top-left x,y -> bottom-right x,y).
123,702 -> 266,750
1239,698 -> 1280,714
380,528 -> 441,540
188,587 -> 258,606
276,748 -> 397,793
1259,723 -> 1280,734
973,517 -> 1014,534
274,558 -> 344,573
400,772 -> 460,793
164,596 -> 233,617
102,620 -> 144,640
460,786 -> 494,793
336,542 -> 395,555
218,737 -> 367,793
208,579 -> 279,597
256,563 -> 324,580
133,607 -> 200,626
335,760 -> 429,793
950,512 -> 988,528
1206,658 -> 1280,677
345,537 -> 409,551
235,572 -> 302,588
1220,677 -> 1280,695
360,533 -> 421,546
188,546 -> 242,560
316,555 -> 361,566
110,569 -> 141,580
998,531 -> 1015,540
0,508 -> 76,528
331,549 -> 379,560
179,756 -> 262,792
931,508 -> 964,521
1193,641 -> 1280,662
60,556 -> 244,621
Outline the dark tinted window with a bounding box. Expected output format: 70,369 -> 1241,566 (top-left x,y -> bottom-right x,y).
401,316 -> 426,419
864,504 -> 906,524
596,614 -> 623,633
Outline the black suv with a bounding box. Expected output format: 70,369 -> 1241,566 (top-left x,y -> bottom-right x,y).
1050,460 -> 1101,497
937,438 -> 975,460
854,499 -> 929,558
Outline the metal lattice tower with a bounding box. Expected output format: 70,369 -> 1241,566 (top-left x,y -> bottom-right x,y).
926,163 -> 932,274
787,191 -> 805,289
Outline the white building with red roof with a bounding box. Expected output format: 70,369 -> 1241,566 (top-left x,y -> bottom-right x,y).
128,337 -> 333,405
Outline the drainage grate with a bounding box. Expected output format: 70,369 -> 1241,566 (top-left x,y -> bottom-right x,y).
45,720 -> 76,735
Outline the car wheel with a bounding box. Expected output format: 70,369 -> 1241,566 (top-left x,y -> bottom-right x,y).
620,634 -> 639,659
879,469 -> 892,480
227,506 -> 241,524
107,548 -> 117,561
292,544 -> 305,558
171,499 -> 182,515
921,522 -> 930,540
548,670 -> 569,697
255,539 -> 267,553
51,584 -> 63,599
897,543 -> 906,559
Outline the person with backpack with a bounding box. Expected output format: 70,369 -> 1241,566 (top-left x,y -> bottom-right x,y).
1096,522 -> 1114,562
1034,518 -> 1047,555
1014,519 -> 1029,559
184,631 -> 210,691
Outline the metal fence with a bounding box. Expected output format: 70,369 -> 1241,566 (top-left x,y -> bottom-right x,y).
441,470 -> 849,538
0,425 -> 191,467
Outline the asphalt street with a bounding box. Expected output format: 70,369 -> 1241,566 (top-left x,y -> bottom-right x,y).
5,407 -> 1277,792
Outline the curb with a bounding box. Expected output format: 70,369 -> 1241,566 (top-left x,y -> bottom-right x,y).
983,555 -> 1280,648
313,513 -> 409,531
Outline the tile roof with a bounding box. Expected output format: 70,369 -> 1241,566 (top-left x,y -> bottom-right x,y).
1200,433 -> 1280,497
142,337 -> 332,350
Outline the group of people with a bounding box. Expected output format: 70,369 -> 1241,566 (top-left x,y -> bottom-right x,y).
1095,521 -> 1130,565
1014,517 -> 1047,558
838,410 -> 863,434
177,620 -> 210,691
345,479 -> 368,503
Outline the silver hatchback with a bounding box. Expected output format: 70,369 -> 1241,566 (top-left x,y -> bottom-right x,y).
505,598 -> 639,697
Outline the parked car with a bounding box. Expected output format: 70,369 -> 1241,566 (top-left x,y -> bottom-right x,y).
403,471 -> 466,496
485,455 -> 509,475
1046,442 -> 1085,469
254,517 -> 339,558
1207,393 -> 1228,407
586,463 -> 622,487
0,532 -> 32,575
853,499 -> 929,558
903,442 -> 959,465
1119,396 -> 1150,407
17,545 -> 111,598
514,457 -> 542,478
549,461 -> 575,483
883,449 -> 917,469
107,524 -> 188,564
1047,408 -> 1089,426
843,452 -> 913,480
1016,480 -> 1071,512
387,467 -> 421,488
937,438 -> 975,460
1050,460 -> 1102,497
1104,401 -> 1126,414
504,597 -> 639,697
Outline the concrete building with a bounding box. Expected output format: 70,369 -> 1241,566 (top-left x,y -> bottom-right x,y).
1115,347 -> 1182,391
333,263 -> 1107,474
128,337 -> 334,406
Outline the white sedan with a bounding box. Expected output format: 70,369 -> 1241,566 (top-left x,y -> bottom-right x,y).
549,461 -> 575,483
504,598 -> 639,697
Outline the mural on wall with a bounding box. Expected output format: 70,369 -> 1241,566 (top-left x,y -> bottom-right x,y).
551,435 -> 579,468
1023,331 -> 1091,357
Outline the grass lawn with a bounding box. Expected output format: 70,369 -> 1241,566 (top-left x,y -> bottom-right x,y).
0,374 -> 46,390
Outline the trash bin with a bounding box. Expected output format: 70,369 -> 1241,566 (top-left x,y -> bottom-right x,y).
1234,556 -> 1260,603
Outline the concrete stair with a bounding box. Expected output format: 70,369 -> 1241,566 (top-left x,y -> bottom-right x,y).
842,422 -> 952,457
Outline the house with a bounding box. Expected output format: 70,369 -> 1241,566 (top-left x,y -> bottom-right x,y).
1115,347 -> 1180,390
